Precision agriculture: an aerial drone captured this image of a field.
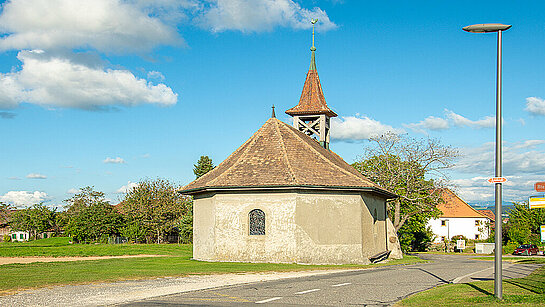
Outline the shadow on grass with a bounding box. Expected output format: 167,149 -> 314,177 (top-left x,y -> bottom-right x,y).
505,278 -> 542,294
466,283 -> 493,296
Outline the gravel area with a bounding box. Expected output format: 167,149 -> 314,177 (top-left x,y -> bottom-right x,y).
0,269 -> 356,307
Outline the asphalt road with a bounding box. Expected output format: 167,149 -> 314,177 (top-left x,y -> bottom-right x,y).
115,254 -> 542,307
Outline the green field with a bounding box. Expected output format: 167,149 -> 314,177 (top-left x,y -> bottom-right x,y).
0,237 -> 423,294
398,258 -> 545,306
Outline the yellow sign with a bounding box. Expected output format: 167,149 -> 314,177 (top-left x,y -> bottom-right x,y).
542,225 -> 545,243
529,196 -> 545,209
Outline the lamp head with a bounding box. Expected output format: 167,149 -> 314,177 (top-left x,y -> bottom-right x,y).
463,23 -> 512,33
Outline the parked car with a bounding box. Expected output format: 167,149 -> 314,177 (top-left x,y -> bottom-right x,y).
512,244 -> 539,255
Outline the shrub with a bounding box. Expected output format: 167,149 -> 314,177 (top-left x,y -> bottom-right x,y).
504,241 -> 519,254
2,234 -> 11,242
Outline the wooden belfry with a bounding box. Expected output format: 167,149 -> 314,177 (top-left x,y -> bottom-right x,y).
286,19 -> 337,149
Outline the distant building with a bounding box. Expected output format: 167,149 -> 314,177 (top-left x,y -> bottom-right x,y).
428,189 -> 491,242
10,231 -> 29,242
180,28 -> 401,264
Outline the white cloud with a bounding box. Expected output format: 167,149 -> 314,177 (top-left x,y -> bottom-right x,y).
405,109 -> 496,133
525,97 -> 545,116
445,110 -> 495,128
0,191 -> 49,206
103,157 -> 126,164
147,71 -> 165,81
0,51 -> 177,110
116,181 -> 139,193
197,0 -> 337,32
452,175 -> 541,202
67,188 -> 79,194
0,0 -> 182,53
404,116 -> 449,133
330,115 -> 403,141
26,173 -> 47,179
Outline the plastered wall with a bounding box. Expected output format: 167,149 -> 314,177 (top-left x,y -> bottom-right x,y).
192,190 -> 392,264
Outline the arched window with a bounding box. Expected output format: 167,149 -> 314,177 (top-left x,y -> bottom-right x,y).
249,209 -> 265,235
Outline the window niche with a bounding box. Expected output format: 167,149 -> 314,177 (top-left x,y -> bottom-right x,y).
249,209 -> 265,235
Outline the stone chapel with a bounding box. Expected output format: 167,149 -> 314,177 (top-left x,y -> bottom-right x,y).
180,28 -> 401,264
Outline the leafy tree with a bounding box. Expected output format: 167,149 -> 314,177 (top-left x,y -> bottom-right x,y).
193,156 -> 215,178
119,178 -> 192,243
352,133 -> 458,232
9,203 -> 56,240
64,187 -> 123,243
0,202 -> 13,224
504,201 -> 545,245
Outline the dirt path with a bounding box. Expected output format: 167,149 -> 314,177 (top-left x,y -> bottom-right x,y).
0,255 -> 162,265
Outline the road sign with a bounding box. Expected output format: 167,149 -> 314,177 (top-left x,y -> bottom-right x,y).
535,182 -> 545,192
529,196 -> 545,209
488,177 -> 507,183
541,225 -> 545,243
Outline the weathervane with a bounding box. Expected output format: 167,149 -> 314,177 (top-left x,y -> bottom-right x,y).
311,19 -> 318,50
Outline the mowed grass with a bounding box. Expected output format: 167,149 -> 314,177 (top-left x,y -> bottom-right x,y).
0,237 -> 424,294
0,237 -> 190,257
398,258 -> 545,307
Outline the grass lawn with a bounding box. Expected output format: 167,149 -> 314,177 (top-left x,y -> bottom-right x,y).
0,237 -> 424,294
397,258 -> 545,306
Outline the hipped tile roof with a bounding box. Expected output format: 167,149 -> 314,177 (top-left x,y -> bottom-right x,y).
437,189 -> 489,218
478,209 -> 495,222
285,69 -> 337,117
180,118 -> 393,197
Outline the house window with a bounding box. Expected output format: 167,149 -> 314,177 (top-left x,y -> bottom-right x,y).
441,236 -> 446,242
19,233 -> 24,240
12,234 -> 16,239
475,220 -> 480,226
441,220 -> 446,226
475,234 -> 480,240
249,209 -> 265,235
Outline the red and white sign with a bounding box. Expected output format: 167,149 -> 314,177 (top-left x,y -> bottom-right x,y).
535,182 -> 545,192
488,177 -> 507,183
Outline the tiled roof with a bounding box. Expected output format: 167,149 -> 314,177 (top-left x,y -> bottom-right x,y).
180,118 -> 393,197
437,189 -> 489,218
285,68 -> 337,117
478,209 -> 495,222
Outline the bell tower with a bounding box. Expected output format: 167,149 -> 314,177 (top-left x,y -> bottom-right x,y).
285,19 -> 337,149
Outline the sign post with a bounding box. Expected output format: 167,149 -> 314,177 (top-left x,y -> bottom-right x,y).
529,196 -> 545,209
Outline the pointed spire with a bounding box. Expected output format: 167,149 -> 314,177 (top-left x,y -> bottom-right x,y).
271,105 -> 276,118
310,19 -> 318,71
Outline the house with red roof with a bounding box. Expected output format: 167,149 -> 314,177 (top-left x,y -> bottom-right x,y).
428,189 -> 492,243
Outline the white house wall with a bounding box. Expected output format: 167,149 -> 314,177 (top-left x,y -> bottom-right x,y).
428,217 -> 490,243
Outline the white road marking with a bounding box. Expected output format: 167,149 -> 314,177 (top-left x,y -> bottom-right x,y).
295,288 -> 321,295
255,297 -> 282,304
331,282 -> 352,287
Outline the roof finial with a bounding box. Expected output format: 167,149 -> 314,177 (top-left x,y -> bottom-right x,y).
310,19 -> 318,71
271,105 -> 276,118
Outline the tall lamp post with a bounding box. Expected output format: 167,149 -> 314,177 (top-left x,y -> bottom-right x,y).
463,23 -> 511,300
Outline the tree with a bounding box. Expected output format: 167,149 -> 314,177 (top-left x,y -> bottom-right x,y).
64,187 -> 123,243
119,178 -> 192,243
0,202 -> 13,225
193,156 -> 215,178
352,132 -> 458,233
504,201 -> 545,245
9,203 -> 56,240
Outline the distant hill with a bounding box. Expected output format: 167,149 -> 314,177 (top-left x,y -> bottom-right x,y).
468,201 -> 517,217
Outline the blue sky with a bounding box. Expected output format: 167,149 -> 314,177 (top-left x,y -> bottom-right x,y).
1,0 -> 544,208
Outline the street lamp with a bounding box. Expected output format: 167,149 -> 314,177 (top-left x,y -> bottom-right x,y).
463,23 -> 511,300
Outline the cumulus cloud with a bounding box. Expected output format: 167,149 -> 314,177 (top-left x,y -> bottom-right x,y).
103,157 -> 126,164
330,115 -> 403,141
0,191 -> 49,206
445,110 -> 495,128
525,97 -> 545,116
197,0 -> 336,32
404,116 -> 449,133
0,0 -> 182,53
26,173 -> 47,179
452,175 -> 541,202
67,188 -> 79,194
454,140 -> 545,176
0,50 -> 177,110
405,109 -> 495,133
116,181 -> 139,193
